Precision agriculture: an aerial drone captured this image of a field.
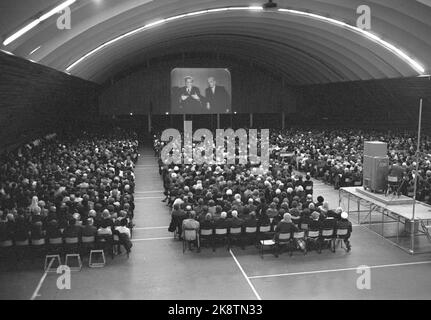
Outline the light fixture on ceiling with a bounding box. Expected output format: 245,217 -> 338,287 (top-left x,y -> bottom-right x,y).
277,8 -> 426,74
2,0 -> 76,46
29,45 -> 41,55
65,5 -> 426,75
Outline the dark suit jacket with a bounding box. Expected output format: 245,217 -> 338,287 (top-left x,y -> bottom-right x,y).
178,86 -> 203,113
205,86 -> 230,112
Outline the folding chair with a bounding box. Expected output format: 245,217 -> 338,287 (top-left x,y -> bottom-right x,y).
260,237 -> 276,259
321,229 -> 335,252
292,231 -> 307,256
306,230 -> 321,253
183,228 -> 200,253
213,228 -> 228,252
258,225 -> 273,239
0,239 -> 15,268
47,237 -> 63,256
243,226 -> 258,247
30,238 -> 46,262
64,237 -> 79,254
228,227 -> 243,250
81,236 -> 96,256
97,235 -> 114,259
274,232 -> 291,258
15,239 -> 30,262
199,228 -> 213,250
334,228 -> 350,252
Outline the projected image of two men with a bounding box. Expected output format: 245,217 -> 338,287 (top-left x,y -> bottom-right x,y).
171,68 -> 231,114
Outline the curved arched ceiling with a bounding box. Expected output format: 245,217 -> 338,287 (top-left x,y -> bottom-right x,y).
1,0 -> 430,84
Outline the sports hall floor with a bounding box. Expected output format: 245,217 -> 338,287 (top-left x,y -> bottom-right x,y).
1,146 -> 431,300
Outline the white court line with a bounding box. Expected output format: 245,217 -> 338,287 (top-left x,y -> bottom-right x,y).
134,226 -> 168,230
248,260 -> 431,280
30,258 -> 54,300
132,236 -> 172,242
135,190 -> 163,193
229,249 -> 262,300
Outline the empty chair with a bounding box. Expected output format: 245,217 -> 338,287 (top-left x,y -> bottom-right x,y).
258,224 -> 274,242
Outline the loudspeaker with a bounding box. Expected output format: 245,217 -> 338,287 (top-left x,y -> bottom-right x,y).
363,141 -> 389,193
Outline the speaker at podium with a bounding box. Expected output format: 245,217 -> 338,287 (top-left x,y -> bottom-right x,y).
363,141 -> 389,193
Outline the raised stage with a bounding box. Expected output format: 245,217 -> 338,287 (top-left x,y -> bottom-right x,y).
339,187 -> 431,254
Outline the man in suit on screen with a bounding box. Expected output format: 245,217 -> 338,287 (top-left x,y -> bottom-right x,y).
204,77 -> 231,113
178,76 -> 203,113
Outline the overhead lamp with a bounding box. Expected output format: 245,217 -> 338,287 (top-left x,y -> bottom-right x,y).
277,8 -> 425,74
3,0 -> 76,46
65,5 -> 425,75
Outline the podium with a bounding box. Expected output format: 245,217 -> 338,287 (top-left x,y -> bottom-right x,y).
363,141 -> 389,193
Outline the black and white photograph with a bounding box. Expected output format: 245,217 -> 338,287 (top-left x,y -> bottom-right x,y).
1,0 -> 431,308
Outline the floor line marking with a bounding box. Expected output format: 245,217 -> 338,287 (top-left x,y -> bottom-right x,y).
135,196 -> 165,200
134,226 -> 169,230
30,258 -> 54,300
132,236 -> 172,242
248,260 -> 431,279
229,249 -> 262,300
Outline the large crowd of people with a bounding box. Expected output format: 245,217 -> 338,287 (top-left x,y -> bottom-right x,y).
0,128 -> 138,257
270,128 -> 431,202
151,127 -> 431,253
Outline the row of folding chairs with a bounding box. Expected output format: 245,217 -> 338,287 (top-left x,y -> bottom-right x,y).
0,234 -> 125,265
260,228 -> 350,258
181,226 -> 350,256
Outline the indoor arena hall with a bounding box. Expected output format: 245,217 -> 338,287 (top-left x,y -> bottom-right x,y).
0,0 -> 431,303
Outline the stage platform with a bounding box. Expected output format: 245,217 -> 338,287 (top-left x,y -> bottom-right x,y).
356,187 -> 414,206
341,187 -> 431,221
339,187 -> 431,254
